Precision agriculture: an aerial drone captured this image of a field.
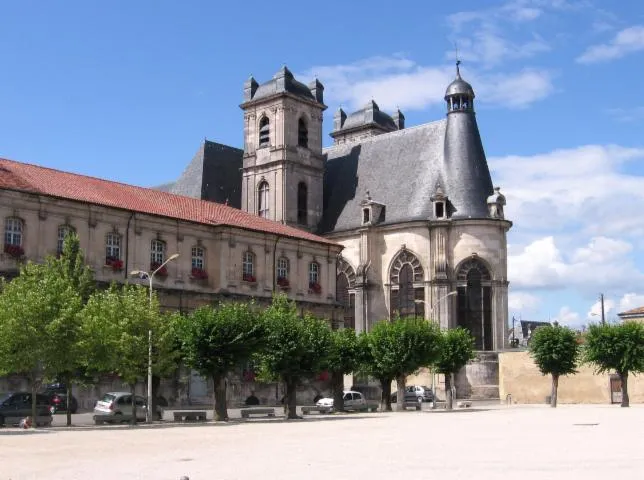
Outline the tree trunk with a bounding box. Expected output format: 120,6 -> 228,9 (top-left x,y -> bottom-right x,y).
130,383 -> 137,426
213,374 -> 228,421
31,379 -> 37,428
65,373 -> 73,426
620,371 -> 630,408
284,378 -> 299,419
379,378 -> 392,412
331,371 -> 345,412
550,374 -> 559,408
445,373 -> 453,410
395,374 -> 407,412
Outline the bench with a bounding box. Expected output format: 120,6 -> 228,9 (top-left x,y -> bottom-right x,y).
457,401 -> 472,408
302,406 -> 331,415
173,411 -> 207,422
240,407 -> 276,419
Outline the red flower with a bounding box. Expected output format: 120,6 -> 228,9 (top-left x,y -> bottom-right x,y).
151,262 -> 168,277
3,244 -> 24,259
309,282 -> 322,294
277,277 -> 290,288
105,257 -> 123,272
191,267 -> 208,280
317,370 -> 330,382
243,273 -> 256,283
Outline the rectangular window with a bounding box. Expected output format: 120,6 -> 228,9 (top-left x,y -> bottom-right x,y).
277,257 -> 288,279
242,251 -> 255,281
105,233 -> 121,262
150,240 -> 165,266
4,217 -> 23,246
57,225 -> 75,255
308,262 -> 319,285
191,246 -> 205,270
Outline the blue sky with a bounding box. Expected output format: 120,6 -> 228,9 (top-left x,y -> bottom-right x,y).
2,0 -> 644,328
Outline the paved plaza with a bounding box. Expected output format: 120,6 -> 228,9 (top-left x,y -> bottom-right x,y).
2,404 -> 643,479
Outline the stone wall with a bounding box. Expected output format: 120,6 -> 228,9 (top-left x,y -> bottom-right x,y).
499,350 -> 644,404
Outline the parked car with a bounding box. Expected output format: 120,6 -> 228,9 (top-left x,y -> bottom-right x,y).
42,383 -> 78,414
93,392 -> 164,424
316,390 -> 367,412
0,392 -> 53,427
391,385 -> 434,403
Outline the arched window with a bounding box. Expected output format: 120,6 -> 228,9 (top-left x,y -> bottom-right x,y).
456,258 -> 493,351
258,181 -> 270,218
297,182 -> 307,225
336,257 -> 356,330
258,117 -> 270,147
150,239 -> 166,267
389,249 -> 424,319
242,251 -> 255,282
57,225 -> 76,255
298,118 -> 308,148
105,232 -> 121,263
4,217 -> 23,247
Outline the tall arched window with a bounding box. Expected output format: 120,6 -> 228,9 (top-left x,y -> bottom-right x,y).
336,257 -> 357,330
258,181 -> 270,218
258,117 -> 270,147
297,182 -> 308,225
298,118 -> 308,148
389,249 -> 424,319
242,251 -> 255,282
456,258 -> 493,351
57,225 -> 76,255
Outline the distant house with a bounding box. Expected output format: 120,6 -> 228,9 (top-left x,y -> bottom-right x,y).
508,320 -> 551,347
617,307 -> 644,323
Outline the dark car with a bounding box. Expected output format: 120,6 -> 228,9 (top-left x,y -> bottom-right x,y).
42,383 -> 78,414
0,392 -> 53,427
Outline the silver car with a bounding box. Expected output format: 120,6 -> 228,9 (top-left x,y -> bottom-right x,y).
93,392 -> 163,424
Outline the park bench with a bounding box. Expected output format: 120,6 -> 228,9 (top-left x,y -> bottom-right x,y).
173,411 -> 207,422
240,407 -> 276,419
301,405 -> 331,415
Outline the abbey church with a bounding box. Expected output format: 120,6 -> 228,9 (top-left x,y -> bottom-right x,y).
168,63 -> 512,357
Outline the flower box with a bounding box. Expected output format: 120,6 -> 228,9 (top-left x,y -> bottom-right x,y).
242,273 -> 256,283
151,262 -> 168,277
3,244 -> 24,260
277,277 -> 290,289
309,282 -> 322,294
190,267 -> 209,280
105,257 -> 123,272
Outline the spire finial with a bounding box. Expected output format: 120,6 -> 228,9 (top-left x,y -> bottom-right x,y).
455,41 -> 462,78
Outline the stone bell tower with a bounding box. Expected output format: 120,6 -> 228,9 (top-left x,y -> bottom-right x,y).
239,66 -> 327,230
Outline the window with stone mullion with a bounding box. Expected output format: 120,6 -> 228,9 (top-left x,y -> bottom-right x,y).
191,246 -> 205,270
4,218 -> 23,246
150,240 -> 165,265
105,233 -> 121,261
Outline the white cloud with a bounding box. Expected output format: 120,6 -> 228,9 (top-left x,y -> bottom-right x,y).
577,25 -> 644,63
553,306 -> 581,327
302,57 -> 553,112
607,106 -> 644,123
508,291 -> 541,311
617,293 -> 644,313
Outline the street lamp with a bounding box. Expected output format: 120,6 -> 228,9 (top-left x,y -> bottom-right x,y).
415,291 -> 457,408
130,252 -> 180,423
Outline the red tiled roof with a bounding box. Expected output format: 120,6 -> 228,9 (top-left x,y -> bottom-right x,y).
0,158 -> 338,246
618,306 -> 644,316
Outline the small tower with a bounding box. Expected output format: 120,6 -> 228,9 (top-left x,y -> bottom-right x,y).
239,66 -> 327,230
486,187 -> 506,219
442,62 -> 494,219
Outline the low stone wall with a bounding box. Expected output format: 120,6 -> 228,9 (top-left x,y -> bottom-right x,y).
499,350 -> 644,404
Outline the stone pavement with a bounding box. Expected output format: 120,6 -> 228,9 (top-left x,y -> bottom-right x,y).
2,404 -> 643,479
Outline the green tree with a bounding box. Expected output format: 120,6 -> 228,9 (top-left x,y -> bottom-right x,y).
174,302 -> 265,421
256,294 -> 332,419
584,321 -> 644,407
323,328 -> 360,412
360,318 -> 441,412
434,327 -> 476,410
79,284 -> 164,424
0,262 -> 80,425
529,324 -> 580,408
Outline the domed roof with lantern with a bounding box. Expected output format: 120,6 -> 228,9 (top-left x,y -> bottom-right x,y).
444,61 -> 475,100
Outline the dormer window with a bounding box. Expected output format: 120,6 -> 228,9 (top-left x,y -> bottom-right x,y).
258,117 -> 270,148
431,184 -> 449,220
435,202 -> 445,219
363,208 -> 370,224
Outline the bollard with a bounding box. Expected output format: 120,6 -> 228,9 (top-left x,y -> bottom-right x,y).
506,394 -> 512,405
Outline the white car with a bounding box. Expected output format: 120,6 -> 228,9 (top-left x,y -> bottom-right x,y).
316,390 -> 367,412
93,392 -> 163,424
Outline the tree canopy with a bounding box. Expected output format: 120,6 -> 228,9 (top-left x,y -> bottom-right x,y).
434,327 -> 476,410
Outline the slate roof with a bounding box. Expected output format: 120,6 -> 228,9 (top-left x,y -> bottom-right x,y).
170,140 -> 242,208
0,157 -> 337,246
251,66 -> 317,104
338,100 -> 397,133
320,121 -> 448,233
618,306 -> 644,317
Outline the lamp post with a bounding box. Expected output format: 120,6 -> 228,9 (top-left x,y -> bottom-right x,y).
130,252 -> 180,423
415,291 -> 457,408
